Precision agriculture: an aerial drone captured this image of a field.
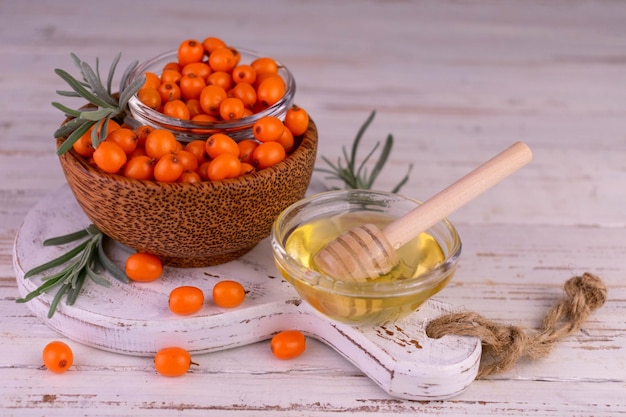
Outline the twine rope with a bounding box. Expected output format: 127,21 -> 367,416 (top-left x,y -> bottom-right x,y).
425,272 -> 607,379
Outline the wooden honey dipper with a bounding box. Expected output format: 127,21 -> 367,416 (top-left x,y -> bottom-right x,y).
313,141 -> 533,282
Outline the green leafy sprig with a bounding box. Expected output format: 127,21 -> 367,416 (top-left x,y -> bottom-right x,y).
52,53 -> 146,155
316,110 -> 413,193
16,224 -> 129,318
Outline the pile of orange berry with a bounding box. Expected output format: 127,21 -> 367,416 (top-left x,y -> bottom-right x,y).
70,36 -> 310,182
138,36 -> 291,121
137,37 -> 287,122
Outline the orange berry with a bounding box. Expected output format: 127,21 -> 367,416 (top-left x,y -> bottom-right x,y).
180,73 -> 207,101
199,84 -> 228,116
125,252 -> 163,282
169,286 -> 205,315
138,87 -> 162,110
212,280 -> 246,308
154,347 -> 193,377
202,36 -> 227,54
250,57 -> 279,77
106,127 -> 138,154
271,330 -> 306,360
252,141 -> 286,169
163,99 -> 191,120
219,97 -> 245,121
144,129 -> 179,159
283,105 -> 309,136
42,341 -> 73,373
154,153 -> 185,182
93,141 -> 127,174
256,75 -> 286,108
205,133 -> 239,158
177,39 -> 205,67
208,47 -> 238,73
206,153 -> 242,181
253,116 -> 284,142
123,155 -> 155,180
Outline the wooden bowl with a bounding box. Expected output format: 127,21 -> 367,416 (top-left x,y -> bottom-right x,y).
57,120 -> 318,268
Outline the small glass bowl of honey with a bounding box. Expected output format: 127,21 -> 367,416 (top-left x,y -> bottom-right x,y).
270,189 -> 462,325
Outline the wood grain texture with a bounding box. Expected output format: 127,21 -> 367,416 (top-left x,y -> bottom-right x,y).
1,0 -> 625,415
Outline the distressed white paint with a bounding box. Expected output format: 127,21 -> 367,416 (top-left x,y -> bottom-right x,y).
1,0 -> 625,415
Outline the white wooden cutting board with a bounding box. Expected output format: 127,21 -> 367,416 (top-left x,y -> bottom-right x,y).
12,185 -> 481,400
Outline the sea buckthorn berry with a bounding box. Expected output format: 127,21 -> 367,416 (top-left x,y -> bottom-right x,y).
212,280 -> 246,308
174,149 -> 199,172
232,64 -> 256,85
253,116 -> 284,142
202,36 -> 227,54
160,69 -> 182,85
163,99 -> 191,120
256,75 -> 286,108
271,330 -> 306,360
284,105 -> 309,136
208,47 -> 238,73
169,286 -> 205,315
251,57 -> 279,77
277,126 -> 294,153
185,140 -> 208,164
106,127 -> 138,154
199,84 -> 228,115
205,133 -> 239,158
206,153 -> 242,181
177,39 -> 204,67
197,160 -> 211,181
158,82 -> 182,103
72,132 -> 96,158
229,82 -> 257,109
145,129 -> 178,159
207,71 -> 233,91
237,139 -> 259,164
185,99 -> 204,118
125,252 -> 163,282
138,87 -> 162,110
42,341 -> 74,373
180,73 -> 207,101
154,347 -> 194,377
240,162 -> 255,176
124,155 -> 155,180
182,62 -> 212,80
219,97 -> 245,121
252,141 -> 286,169
93,141 -> 127,174
135,125 -> 154,147
178,171 -> 202,183
154,153 -> 185,182
192,113 -> 219,123
141,72 -> 162,90
162,61 -> 181,73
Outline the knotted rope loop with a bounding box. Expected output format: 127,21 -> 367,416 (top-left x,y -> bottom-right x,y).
426,273 -> 607,379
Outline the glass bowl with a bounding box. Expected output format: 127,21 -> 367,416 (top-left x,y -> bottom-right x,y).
125,48 -> 296,142
270,189 -> 462,325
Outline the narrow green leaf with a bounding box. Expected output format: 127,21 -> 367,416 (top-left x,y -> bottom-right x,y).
119,58 -> 139,95
55,90 -> 82,98
80,61 -> 117,107
47,282 -> 71,318
54,68 -> 116,109
53,117 -> 88,138
86,264 -> 111,287
80,108 -> 117,121
107,52 -> 122,96
97,237 -> 129,284
66,269 -> 87,305
24,240 -> 89,278
43,227 -> 90,246
51,102 -> 82,118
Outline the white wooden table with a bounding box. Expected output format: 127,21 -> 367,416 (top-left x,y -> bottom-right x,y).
1,0 -> 625,415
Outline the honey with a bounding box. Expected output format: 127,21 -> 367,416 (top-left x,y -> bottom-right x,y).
280,210 -> 455,324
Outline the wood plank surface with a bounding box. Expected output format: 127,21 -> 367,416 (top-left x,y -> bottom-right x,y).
1,0 -> 625,415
